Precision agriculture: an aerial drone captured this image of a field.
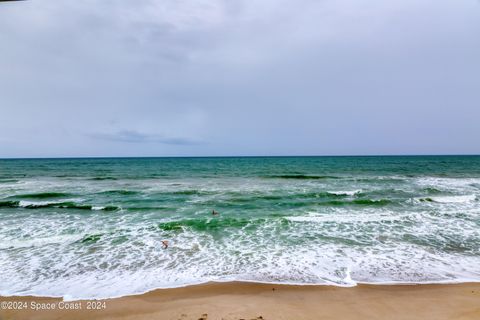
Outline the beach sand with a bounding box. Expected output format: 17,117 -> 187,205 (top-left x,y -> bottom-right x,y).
1,282 -> 479,320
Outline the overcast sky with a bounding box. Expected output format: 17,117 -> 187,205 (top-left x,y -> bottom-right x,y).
0,0 -> 479,157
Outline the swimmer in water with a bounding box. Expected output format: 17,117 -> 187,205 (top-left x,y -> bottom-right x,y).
212,210 -> 219,215
161,240 -> 169,249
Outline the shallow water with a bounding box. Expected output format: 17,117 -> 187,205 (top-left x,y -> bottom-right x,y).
1,156 -> 480,299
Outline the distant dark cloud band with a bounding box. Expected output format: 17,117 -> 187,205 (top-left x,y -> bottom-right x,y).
90,130 -> 203,146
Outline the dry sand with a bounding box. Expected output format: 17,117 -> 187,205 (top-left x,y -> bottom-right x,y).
1,282 -> 480,320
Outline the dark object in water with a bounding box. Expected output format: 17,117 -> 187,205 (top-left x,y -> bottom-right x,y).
212,210 -> 219,215
161,240 -> 169,249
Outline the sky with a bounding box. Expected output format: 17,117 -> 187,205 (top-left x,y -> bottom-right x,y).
0,0 -> 479,157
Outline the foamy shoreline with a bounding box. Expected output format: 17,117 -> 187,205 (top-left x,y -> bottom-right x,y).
3,278 -> 480,301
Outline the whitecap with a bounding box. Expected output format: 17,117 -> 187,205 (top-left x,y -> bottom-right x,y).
428,195 -> 476,203
0,234 -> 82,249
18,200 -> 59,207
327,190 -> 361,196
287,213 -> 404,223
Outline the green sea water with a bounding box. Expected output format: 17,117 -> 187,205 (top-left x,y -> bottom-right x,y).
1,156 -> 479,299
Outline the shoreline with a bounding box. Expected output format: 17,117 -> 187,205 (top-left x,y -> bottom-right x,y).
1,282 -> 480,320
3,278 -> 480,301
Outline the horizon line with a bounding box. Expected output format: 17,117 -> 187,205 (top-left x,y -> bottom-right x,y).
1,154 -> 480,160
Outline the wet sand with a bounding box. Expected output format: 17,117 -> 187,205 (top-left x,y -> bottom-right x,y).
1,282 -> 479,320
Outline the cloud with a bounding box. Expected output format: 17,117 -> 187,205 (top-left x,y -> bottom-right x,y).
91,130 -> 203,145
0,0 -> 479,157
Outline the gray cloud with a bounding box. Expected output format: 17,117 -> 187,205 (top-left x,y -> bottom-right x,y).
0,0 -> 479,157
91,130 -> 202,145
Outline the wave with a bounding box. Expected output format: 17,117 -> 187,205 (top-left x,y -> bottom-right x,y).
319,199 -> 391,206
350,177 -> 409,183
0,179 -> 18,183
224,191 -> 355,203
89,177 -> 118,181
79,234 -> 103,244
91,206 -> 118,211
1,194 -> 392,212
10,192 -> 71,199
287,213 -> 405,223
263,174 -> 340,180
99,190 -> 139,196
124,206 -> 172,211
0,200 -> 20,208
0,234 -> 84,249
172,193 -> 392,208
0,200 -> 119,211
171,190 -> 215,196
89,175 -> 171,181
157,217 -> 271,232
327,190 -> 361,196
104,189 -> 217,198
422,187 -> 444,194
417,195 -> 476,204
166,190 -> 355,203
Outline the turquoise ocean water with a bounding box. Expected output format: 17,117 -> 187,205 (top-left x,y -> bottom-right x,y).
1,156 -> 480,299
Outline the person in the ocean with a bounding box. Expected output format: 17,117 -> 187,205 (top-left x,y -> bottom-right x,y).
161,240 -> 169,249
212,210 -> 219,215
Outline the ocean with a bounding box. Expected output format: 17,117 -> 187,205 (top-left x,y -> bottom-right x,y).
1,156 -> 479,300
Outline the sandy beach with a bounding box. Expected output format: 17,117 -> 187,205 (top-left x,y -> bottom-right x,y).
1,282 -> 479,320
